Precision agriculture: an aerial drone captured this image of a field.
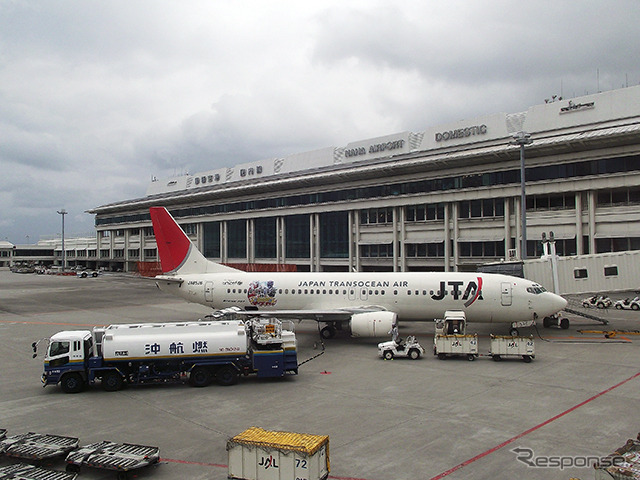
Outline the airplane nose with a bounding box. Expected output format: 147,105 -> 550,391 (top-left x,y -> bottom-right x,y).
547,292 -> 567,314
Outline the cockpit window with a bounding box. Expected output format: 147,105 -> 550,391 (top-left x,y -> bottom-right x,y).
526,285 -> 547,294
49,341 -> 70,357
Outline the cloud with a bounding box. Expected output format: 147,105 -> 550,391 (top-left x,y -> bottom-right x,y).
0,0 -> 639,244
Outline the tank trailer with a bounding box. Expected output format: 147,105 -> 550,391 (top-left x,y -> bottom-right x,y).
36,318 -> 297,393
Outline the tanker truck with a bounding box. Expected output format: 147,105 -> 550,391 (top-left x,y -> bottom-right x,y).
37,318 -> 298,393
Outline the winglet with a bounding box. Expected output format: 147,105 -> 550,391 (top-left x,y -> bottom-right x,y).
149,207 -> 238,274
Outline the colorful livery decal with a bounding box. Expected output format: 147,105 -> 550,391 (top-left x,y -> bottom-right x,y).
248,280 -> 277,306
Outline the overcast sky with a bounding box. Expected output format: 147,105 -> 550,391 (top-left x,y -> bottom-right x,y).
1,0 -> 639,244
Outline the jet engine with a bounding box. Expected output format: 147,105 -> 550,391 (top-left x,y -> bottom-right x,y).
349,311 -> 397,337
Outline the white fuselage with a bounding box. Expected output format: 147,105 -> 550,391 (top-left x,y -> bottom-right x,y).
157,271 -> 566,324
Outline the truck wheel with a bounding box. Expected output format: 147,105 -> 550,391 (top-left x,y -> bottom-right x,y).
102,371 -> 124,391
408,349 -> 420,360
510,328 -> 519,336
217,366 -> 238,386
492,355 -> 502,361
437,353 -> 447,360
632,304 -> 640,311
189,367 -> 212,387
61,373 -> 84,393
467,354 -> 476,361
383,350 -> 394,360
522,355 -> 532,363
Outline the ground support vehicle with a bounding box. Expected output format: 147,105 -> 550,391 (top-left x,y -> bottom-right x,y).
37,318 -> 298,393
508,319 -> 536,337
489,335 -> 535,363
433,311 -> 479,361
614,296 -> 640,310
0,463 -> 77,480
76,269 -> 100,278
0,432 -> 79,462
378,336 -> 425,360
65,441 -> 159,480
582,295 -> 612,308
227,426 -> 329,480
595,433 -> 640,480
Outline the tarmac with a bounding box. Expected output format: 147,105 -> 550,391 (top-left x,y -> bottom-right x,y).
0,270 -> 639,480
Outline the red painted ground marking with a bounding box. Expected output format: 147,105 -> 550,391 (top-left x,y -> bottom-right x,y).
429,370 -> 640,480
320,371 -> 332,374
135,372 -> 640,480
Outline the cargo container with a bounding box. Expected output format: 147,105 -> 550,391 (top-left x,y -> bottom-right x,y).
227,427 -> 329,480
489,335 -> 535,362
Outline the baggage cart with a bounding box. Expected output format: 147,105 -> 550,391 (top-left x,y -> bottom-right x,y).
434,334 -> 478,361
65,441 -> 160,479
489,335 -> 535,363
0,432 -> 79,461
595,434 -> 640,480
227,427 -> 329,480
0,462 -> 77,480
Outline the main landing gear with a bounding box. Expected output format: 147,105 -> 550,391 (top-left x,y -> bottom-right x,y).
319,322 -> 342,339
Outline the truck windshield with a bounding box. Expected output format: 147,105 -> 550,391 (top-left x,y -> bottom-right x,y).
49,341 -> 70,357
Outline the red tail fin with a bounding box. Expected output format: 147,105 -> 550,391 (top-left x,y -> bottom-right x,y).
149,207 -> 191,273
149,207 -> 239,275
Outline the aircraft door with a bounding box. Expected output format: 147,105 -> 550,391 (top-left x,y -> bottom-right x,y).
501,282 -> 512,306
204,281 -> 214,303
360,288 -> 369,301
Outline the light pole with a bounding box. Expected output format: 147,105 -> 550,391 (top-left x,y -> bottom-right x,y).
57,209 -> 67,272
511,131 -> 533,259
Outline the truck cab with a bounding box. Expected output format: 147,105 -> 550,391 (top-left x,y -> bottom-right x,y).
42,330 -> 93,393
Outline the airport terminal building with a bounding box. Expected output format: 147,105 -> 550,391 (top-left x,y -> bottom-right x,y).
86,86 -> 640,274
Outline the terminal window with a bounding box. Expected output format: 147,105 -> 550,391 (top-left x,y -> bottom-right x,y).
574,268 -> 588,279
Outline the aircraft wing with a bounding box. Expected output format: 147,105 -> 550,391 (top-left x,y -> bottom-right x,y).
207,306 -> 396,338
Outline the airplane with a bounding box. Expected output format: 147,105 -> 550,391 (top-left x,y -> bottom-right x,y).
149,207 -> 568,338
